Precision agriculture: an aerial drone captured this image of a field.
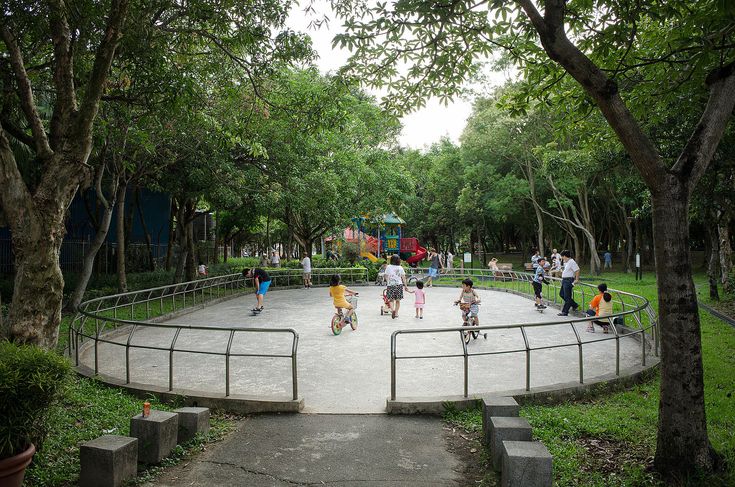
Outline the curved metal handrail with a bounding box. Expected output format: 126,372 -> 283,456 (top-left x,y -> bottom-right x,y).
69,267 -> 368,400
390,269 -> 658,400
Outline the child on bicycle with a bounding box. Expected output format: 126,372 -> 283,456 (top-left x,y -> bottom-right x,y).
454,278 -> 481,326
329,274 -> 359,326
406,280 -> 426,319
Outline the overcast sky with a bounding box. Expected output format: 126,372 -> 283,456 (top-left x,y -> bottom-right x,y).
286,2 -> 514,150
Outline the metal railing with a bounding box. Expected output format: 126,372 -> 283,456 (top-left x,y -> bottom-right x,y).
390,269 -> 658,400
69,267 -> 368,400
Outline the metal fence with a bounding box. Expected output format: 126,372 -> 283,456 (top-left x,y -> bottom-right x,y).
69,267 -> 368,400
390,269 -> 659,400
0,237 -> 169,274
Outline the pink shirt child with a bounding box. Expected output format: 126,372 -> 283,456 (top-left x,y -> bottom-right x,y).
414,288 -> 425,309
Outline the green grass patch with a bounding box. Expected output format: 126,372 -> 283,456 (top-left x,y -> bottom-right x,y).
443,272 -> 735,486
25,375 -> 237,486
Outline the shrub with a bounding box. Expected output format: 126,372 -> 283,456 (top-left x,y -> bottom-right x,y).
342,242 -> 360,264
0,342 -> 70,459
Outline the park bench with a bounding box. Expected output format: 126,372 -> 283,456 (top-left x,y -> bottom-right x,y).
523,263 -> 534,272
496,263 -> 513,271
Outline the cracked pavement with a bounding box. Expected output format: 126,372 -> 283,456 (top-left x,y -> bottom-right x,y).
148,414 -> 468,486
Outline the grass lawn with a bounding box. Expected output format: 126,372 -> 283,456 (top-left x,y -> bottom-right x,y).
443,271 -> 735,486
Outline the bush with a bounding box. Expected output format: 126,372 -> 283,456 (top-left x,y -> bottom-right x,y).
0,342 -> 70,459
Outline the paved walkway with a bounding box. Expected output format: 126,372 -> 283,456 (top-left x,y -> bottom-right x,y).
148,414 -> 479,486
80,285 -> 643,412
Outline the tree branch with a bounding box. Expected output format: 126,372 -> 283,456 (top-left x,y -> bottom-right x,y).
671,61 -> 735,190
76,0 -> 130,138
514,0 -> 665,189
0,23 -> 53,159
47,0 -> 78,150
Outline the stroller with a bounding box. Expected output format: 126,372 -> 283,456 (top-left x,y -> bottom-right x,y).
380,289 -> 392,315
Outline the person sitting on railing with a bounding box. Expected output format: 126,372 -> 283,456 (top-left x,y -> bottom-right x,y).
243,267 -> 271,312
585,283 -> 613,333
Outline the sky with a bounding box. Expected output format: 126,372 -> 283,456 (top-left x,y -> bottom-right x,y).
286,2 -> 515,150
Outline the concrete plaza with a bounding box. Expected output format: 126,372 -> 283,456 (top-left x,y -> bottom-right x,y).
80,285 -> 644,413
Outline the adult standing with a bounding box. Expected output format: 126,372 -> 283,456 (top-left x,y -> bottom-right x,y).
243,267 -> 271,312
259,253 -> 269,268
531,248 -> 541,269
384,254 -> 408,319
301,253 -> 312,288
603,250 -> 613,270
558,250 -> 580,316
550,248 -> 562,277
270,250 -> 280,268
425,249 -> 443,287
446,250 -> 454,271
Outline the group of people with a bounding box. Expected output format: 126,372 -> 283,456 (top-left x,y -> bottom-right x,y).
241,245 -> 610,334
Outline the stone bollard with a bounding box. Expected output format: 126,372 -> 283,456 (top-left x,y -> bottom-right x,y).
482,396 -> 520,446
130,410 -> 178,464
79,435 -> 138,487
489,416 -> 533,471
174,407 -> 210,444
501,440 -> 552,487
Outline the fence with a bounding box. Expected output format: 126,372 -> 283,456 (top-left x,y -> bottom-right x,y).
69,268 -> 368,400
390,269 -> 658,400
0,237 -> 169,275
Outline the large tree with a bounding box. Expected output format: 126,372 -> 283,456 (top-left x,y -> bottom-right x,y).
0,1 -> 309,346
331,0 -> 735,477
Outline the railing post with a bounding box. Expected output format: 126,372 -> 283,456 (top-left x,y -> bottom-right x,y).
459,332 -> 469,398
169,329 -> 181,391
391,332 -> 397,401
292,332 -> 299,401
225,330 -> 235,397
125,325 -> 137,384
570,322 -> 584,384
520,326 -> 530,391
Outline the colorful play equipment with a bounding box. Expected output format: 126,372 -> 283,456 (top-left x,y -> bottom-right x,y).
326,214 -> 428,264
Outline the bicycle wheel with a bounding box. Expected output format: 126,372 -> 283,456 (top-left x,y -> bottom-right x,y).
331,315 -> 342,335
350,312 -> 358,330
462,323 -> 471,344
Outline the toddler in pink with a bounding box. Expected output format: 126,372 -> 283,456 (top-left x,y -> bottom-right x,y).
408,280 -> 426,319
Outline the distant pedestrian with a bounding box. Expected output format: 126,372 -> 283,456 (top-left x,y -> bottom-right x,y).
446,250 -> 454,271
301,254 -> 312,288
558,250 -> 580,316
270,250 -> 280,267
425,249 -> 443,287
259,253 -> 268,268
531,248 -> 541,269
603,250 -> 612,270
384,254 -> 408,318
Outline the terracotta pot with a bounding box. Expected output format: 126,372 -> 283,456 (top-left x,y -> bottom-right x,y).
0,443 -> 36,487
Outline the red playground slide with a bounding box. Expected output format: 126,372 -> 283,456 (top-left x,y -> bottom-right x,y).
406,246 -> 428,264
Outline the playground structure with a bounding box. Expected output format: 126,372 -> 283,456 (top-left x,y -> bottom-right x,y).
328,214 -> 428,264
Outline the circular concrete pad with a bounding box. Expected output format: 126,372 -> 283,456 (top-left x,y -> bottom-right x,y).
82,285 -> 643,413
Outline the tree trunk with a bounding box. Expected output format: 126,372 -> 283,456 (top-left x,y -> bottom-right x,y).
67,193 -> 115,311
707,224 -> 720,301
165,199 -> 176,271
4,221 -> 65,347
115,183 -> 128,293
717,210 -> 732,293
652,185 -> 714,474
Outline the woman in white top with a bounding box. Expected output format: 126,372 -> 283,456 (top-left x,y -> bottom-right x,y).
384,254 -> 408,319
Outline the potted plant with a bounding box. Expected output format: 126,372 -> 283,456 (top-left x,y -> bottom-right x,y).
0,341 -> 69,487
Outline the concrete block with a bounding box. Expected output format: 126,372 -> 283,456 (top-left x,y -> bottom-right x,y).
80,435 -> 138,487
489,416 -> 533,470
482,396 -> 519,445
501,440 -> 552,487
174,407 -> 210,443
130,410 -> 178,464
